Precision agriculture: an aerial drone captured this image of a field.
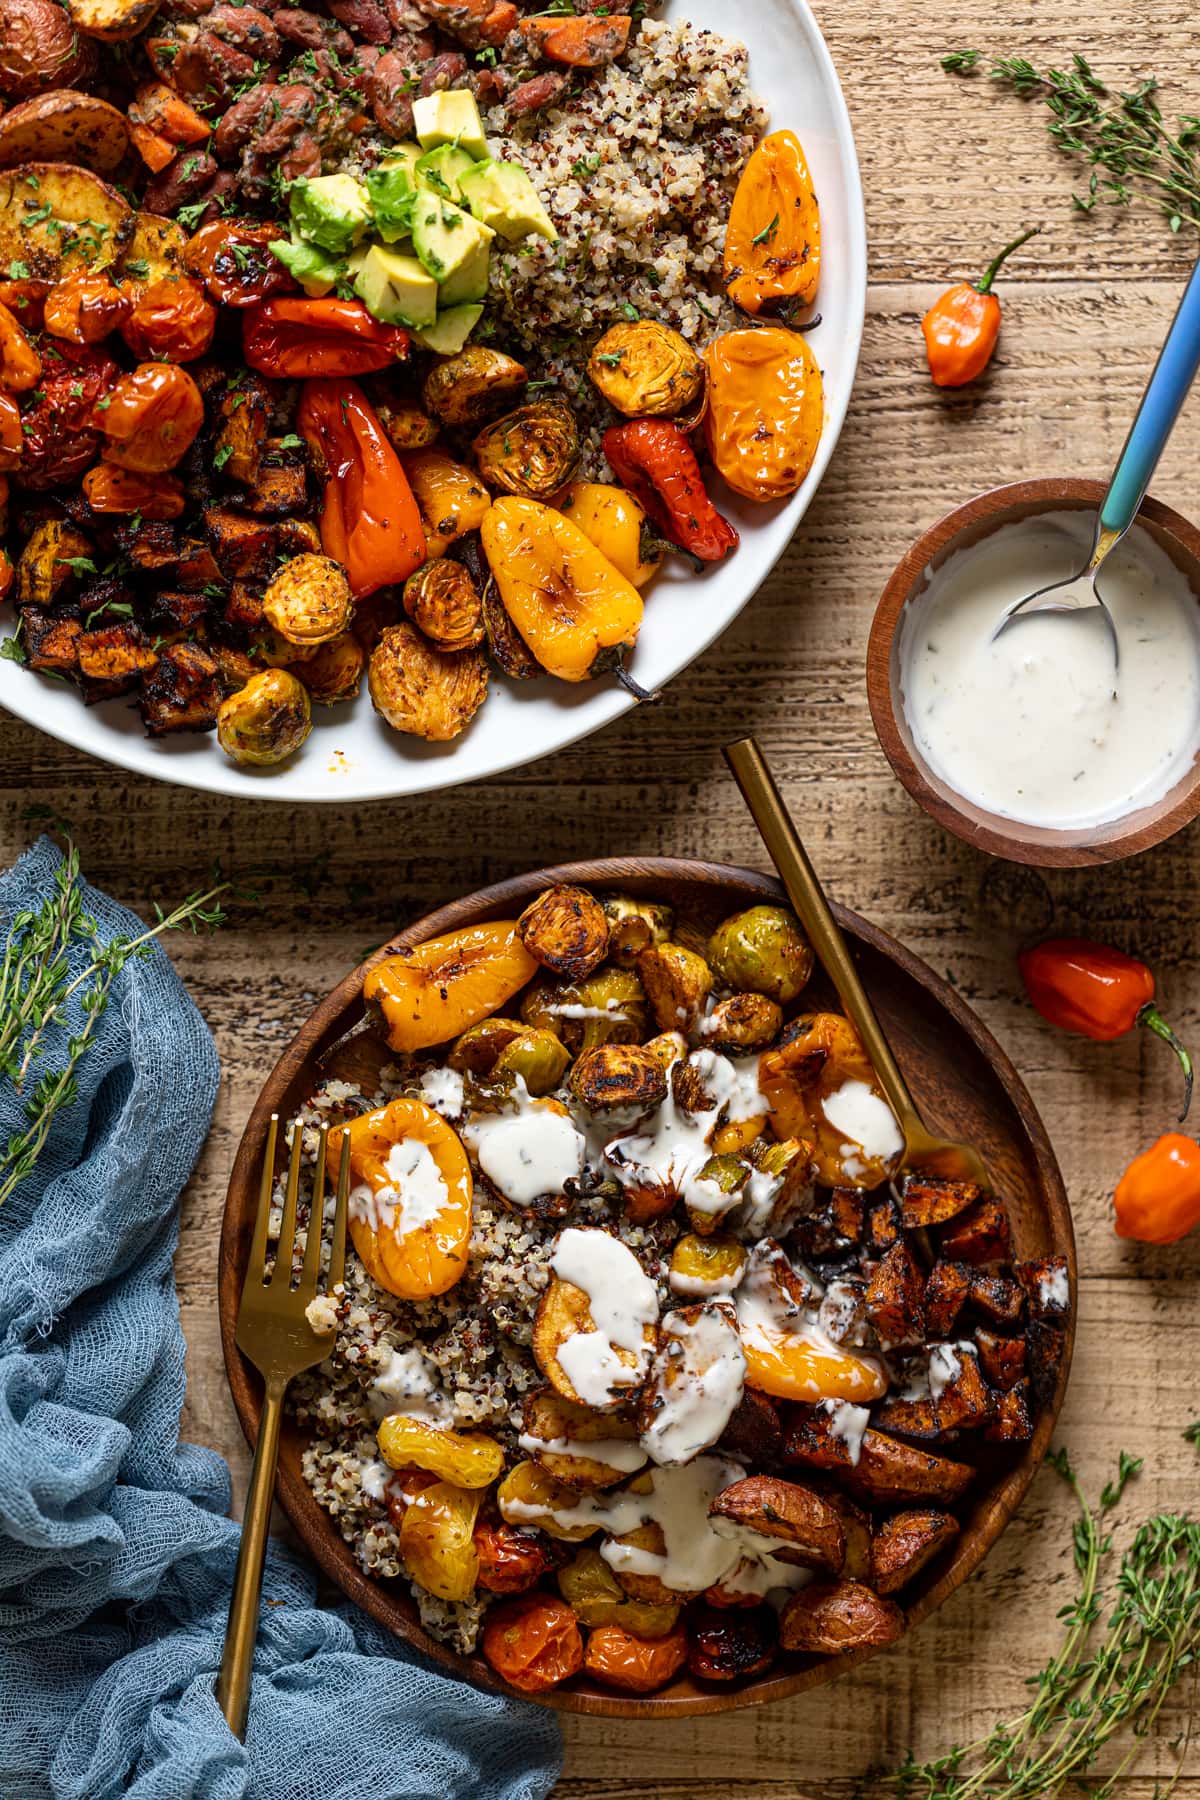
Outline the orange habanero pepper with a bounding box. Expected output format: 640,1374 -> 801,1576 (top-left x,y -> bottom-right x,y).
1019,937 -> 1192,1120
921,226 -> 1039,387
1114,1133 -> 1200,1244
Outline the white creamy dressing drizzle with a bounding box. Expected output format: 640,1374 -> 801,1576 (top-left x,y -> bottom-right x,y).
517,1431 -> 649,1474
417,1065 -> 465,1121
817,1278 -> 867,1346
546,1001 -> 631,1021
821,1397 -> 870,1465
669,1261 -> 746,1300
735,1243 -> 885,1400
462,1077 -> 586,1209
639,1304 -> 746,1467
371,1343 -> 453,1424
820,1079 -> 903,1180
550,1227 -> 659,1406
359,1458 -> 391,1501
605,1050 -> 766,1218
348,1136 -> 449,1235
900,512 -> 1200,828
1038,1264 -> 1070,1312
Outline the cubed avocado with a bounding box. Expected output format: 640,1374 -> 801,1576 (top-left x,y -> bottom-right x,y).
413,303 -> 484,354
382,141 -> 423,177
458,158 -> 558,244
365,162 -> 418,243
289,172 -> 371,255
267,237 -> 347,297
435,233 -> 491,306
353,243 -> 438,327
411,195 -> 494,286
412,89 -> 488,161
415,143 -> 478,203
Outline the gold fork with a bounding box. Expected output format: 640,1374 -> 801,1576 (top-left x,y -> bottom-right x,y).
215,1114 -> 351,1738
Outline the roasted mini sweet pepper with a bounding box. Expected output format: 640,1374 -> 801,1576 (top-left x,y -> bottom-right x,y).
243,297 -> 409,379
921,227 -> 1039,387
1114,1133 -> 1200,1244
602,419 -> 738,562
296,378 -> 425,599
1019,937 -> 1192,1119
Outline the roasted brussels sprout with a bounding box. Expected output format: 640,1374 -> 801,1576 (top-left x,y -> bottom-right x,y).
522,967 -> 647,1053
637,941 -> 713,1034
293,632 -> 365,705
367,622 -> 489,741
422,346 -> 528,429
686,1154 -> 750,1235
602,894 -> 674,966
587,320 -> 705,420
473,399 -> 581,501
568,1043 -> 668,1112
376,399 -> 439,451
670,1233 -> 747,1295
448,1015 -> 526,1075
274,518 -> 323,557
481,573 -> 540,679
261,553 -> 353,649
403,558 -> 484,652
518,884 -> 609,981
703,991 -> 784,1054
216,668 -> 311,766
492,1026 -> 571,1096
644,1030 -> 688,1072
707,905 -> 813,1004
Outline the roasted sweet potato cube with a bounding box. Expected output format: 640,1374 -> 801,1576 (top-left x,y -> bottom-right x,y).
147,589 -> 210,637
21,605 -> 80,673
115,518 -> 179,571
223,582 -> 264,632
831,1187 -> 865,1243
795,1188 -> 864,1259
243,441 -> 309,517
213,372 -> 270,487
779,1579 -> 905,1654
779,1403 -> 853,1472
969,1271 -> 1025,1327
984,1378 -> 1034,1443
203,506 -> 277,580
975,1327 -> 1026,1392
899,1174 -> 980,1229
176,537 -> 223,592
708,1477 -> 846,1571
939,1196 -> 1011,1264
138,641 -> 221,735
212,640 -> 259,694
1026,1320 -> 1066,1410
867,1192 -> 902,1251
781,1411 -> 975,1506
924,1260 -> 971,1338
872,1392 -> 942,1441
717,1388 -> 781,1466
933,1345 -> 994,1431
1014,1257 -> 1070,1321
865,1241 -> 925,1345
76,623 -> 158,690
870,1509 -> 960,1595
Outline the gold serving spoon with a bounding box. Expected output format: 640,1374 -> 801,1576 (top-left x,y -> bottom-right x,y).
724,737 -> 988,1189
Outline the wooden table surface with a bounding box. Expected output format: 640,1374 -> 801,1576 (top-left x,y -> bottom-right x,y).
4,2 -> 1200,1793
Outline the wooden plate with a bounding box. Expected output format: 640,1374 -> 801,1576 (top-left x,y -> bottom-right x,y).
219,857 -> 1075,1718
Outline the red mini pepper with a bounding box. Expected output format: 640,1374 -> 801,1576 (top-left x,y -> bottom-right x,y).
921,226 -> 1039,388
243,298 -> 409,380
1114,1133 -> 1200,1244
602,419 -> 738,563
1019,937 -> 1192,1119
296,377 -> 425,599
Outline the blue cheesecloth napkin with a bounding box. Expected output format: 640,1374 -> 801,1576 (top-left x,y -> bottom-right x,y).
0,836 -> 563,1800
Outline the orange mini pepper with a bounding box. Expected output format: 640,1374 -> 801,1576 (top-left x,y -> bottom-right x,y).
1114,1133 -> 1200,1244
1019,937 -> 1192,1119
921,226 -> 1039,387
296,378 -> 425,600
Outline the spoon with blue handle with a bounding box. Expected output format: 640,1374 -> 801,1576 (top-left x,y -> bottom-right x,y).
995,252 -> 1200,666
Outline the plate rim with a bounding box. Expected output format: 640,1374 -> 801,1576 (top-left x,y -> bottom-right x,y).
218,856 -> 1075,1718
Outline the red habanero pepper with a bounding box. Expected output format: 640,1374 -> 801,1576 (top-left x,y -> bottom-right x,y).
243,299 -> 410,380
1113,1133 -> 1200,1244
921,226 -> 1039,387
1019,937 -> 1192,1119
602,419 -> 738,563
296,378 -> 425,600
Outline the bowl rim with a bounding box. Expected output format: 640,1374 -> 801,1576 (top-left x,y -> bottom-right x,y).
866,476 -> 1200,868
218,854 -> 1075,1718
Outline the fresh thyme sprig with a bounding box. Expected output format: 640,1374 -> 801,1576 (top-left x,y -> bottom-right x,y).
942,49 -> 1200,233
890,1445 -> 1200,1799
0,838 -> 227,1208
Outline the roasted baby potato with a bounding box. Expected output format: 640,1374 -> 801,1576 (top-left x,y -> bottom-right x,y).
568,1043 -> 668,1112
262,553 -> 352,648
587,320 -> 705,419
703,991 -> 783,1054
66,0 -> 163,41
0,90 -> 128,172
0,164 -> 129,279
0,0 -> 96,98
518,884 -> 609,981
368,622 -> 489,742
400,448 -> 490,559
377,1417 -> 504,1489
781,1411 -> 975,1507
608,1520 -> 698,1605
870,1509 -> 960,1596
708,1475 -> 846,1570
216,669 -> 312,766
497,1459 -> 598,1541
687,1603 -> 777,1683
602,894 -> 673,966
397,1479 -> 481,1602
779,1579 -> 905,1655
637,941 -> 713,1035
473,399 -> 580,500
638,1302 -> 745,1464
533,1272 -> 656,1409
293,632 -> 364,705
521,1387 -> 647,1489
707,905 -> 813,1004
422,345 -> 528,428
403,558 -> 484,652
492,1026 -> 571,1095
377,399 -> 438,451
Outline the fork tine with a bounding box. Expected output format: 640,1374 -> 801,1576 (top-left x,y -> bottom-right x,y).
247,1114 -> 279,1284
327,1132 -> 350,1296
269,1122 -> 305,1289
298,1126 -> 328,1296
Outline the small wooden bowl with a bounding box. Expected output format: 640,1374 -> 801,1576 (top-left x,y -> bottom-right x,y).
867,478 -> 1200,867
219,857 -> 1075,1718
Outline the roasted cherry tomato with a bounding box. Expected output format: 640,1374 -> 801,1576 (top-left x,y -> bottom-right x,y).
583,1622 -> 689,1694
474,1519 -> 559,1595
120,276 -> 216,363
0,279 -> 49,330
83,463 -> 186,520
0,300 -> 42,392
245,298 -> 410,380
0,392 -> 21,469
184,220 -> 298,308
15,339 -> 118,490
43,273 -> 136,346
93,363 -> 204,474
481,1594 -> 584,1694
